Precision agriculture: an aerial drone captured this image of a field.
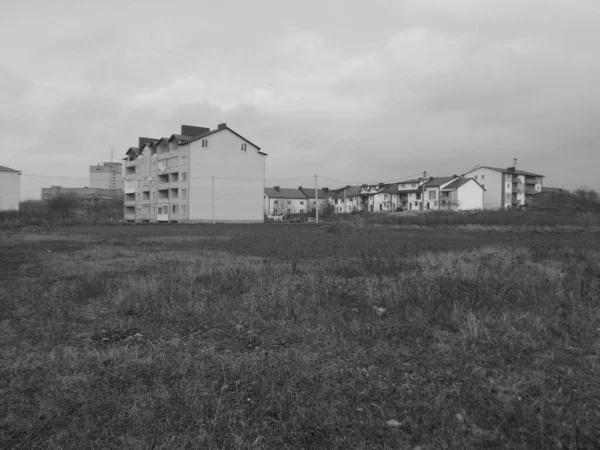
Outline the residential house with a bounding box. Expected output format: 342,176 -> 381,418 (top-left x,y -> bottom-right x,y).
298,187 -> 330,213
264,187 -> 308,216
424,177 -> 485,211
396,179 -> 425,211
123,123 -> 267,223
331,186 -> 366,213
0,165 -> 21,211
463,165 -> 544,210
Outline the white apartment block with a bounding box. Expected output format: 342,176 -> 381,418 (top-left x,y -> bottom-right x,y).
0,165 -> 21,211
123,124 -> 266,223
90,162 -> 123,190
463,166 -> 544,210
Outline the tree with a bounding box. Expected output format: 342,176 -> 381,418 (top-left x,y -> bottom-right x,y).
574,187 -> 600,203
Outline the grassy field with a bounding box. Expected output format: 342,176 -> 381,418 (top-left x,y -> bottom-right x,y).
1,222 -> 599,449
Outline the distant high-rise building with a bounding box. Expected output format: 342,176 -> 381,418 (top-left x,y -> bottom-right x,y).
90,162 -> 123,190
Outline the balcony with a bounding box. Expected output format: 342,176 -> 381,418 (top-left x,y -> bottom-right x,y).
525,187 -> 537,195
124,181 -> 136,194
157,213 -> 169,222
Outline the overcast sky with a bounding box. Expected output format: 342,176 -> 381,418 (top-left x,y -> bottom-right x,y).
2,0 -> 599,199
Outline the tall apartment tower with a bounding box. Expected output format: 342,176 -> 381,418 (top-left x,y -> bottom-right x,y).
89,162 -> 123,190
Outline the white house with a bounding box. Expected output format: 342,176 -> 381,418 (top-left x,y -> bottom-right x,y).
123,123 -> 267,223
264,187 -> 308,216
463,165 -> 543,210
298,187 -> 331,214
0,165 -> 21,211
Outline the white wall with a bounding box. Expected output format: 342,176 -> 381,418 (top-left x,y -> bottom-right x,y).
188,129 -> 264,222
465,168 -> 503,209
0,172 -> 20,211
265,196 -> 307,215
456,180 -> 484,210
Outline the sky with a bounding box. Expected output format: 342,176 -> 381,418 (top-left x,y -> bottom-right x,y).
2,0 -> 599,200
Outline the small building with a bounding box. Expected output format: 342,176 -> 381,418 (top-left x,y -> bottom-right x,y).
0,165 -> 21,211
298,187 -> 330,213
264,187 -> 307,216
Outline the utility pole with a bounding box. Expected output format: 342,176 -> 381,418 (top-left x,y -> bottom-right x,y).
315,174 -> 319,223
421,171 -> 427,225
344,187 -> 347,213
212,175 -> 215,224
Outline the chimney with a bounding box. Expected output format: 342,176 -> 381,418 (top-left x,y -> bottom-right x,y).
217,123 -> 227,130
181,125 -> 210,136
298,186 -> 303,190
274,186 -> 280,192
323,187 -> 329,193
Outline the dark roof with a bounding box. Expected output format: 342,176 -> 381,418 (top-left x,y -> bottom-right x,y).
0,165 -> 20,173
379,183 -> 399,194
331,186 -> 361,198
187,126 -> 264,153
397,179 -> 421,184
442,178 -> 471,191
477,166 -> 544,177
299,188 -> 330,199
424,176 -> 456,188
125,147 -> 140,156
168,134 -> 194,143
264,187 -> 306,199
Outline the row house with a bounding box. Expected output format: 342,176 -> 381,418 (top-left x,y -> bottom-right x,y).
123,123 -> 267,223
263,186 -> 330,216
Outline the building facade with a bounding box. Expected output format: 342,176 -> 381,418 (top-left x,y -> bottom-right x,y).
90,162 -> 123,190
264,187 -> 308,216
41,186 -> 122,203
124,124 -> 266,223
463,166 -> 544,209
0,165 -> 21,211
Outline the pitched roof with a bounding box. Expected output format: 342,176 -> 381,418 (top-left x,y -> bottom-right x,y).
264,187 -> 306,199
299,188 -> 330,199
424,176 -> 456,188
397,179 -> 421,184
441,178 -> 471,191
0,165 -> 20,173
168,134 -> 195,143
332,185 -> 363,198
187,125 -> 264,153
476,166 -> 544,177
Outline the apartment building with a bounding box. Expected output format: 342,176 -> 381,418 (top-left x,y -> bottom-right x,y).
90,162 -> 123,190
298,187 -> 330,214
41,186 -> 122,203
463,165 -> 544,209
124,123 -> 266,223
0,165 -> 21,211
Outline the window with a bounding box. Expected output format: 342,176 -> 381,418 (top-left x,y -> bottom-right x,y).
384,194 -> 388,200
241,143 -> 247,151
181,205 -> 187,214
312,200 -> 316,204
181,189 -> 187,199
400,184 -> 405,188
506,194 -> 511,200
429,191 -> 437,200
507,183 -> 510,189
300,209 -> 304,214
412,183 -> 416,188
335,199 -> 338,205
273,200 -> 278,205
474,175 -> 478,180
481,175 -> 485,180
181,172 -> 187,181
181,155 -> 188,164
172,204 -> 178,214
274,208 -> 278,214
202,139 -> 208,147
287,201 -> 291,205
300,201 -> 304,205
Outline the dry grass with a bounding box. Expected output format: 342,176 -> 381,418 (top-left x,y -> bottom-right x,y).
1,224 -> 599,449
